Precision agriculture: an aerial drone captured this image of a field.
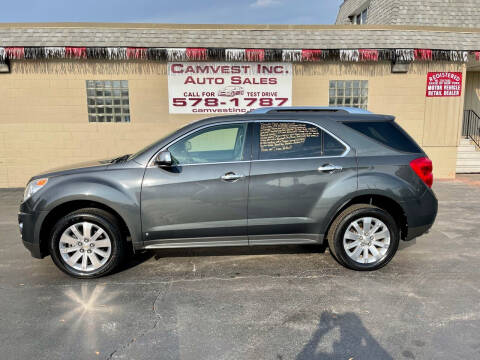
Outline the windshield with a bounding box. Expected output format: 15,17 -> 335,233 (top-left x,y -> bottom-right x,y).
128,129 -> 178,161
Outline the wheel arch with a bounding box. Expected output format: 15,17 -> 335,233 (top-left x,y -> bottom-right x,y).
39,200 -> 134,257
323,193 -> 408,243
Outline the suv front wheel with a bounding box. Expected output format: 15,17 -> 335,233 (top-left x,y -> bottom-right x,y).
327,204 -> 400,271
49,208 -> 126,278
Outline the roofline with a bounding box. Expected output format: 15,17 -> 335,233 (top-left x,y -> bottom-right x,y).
1,22 -> 480,34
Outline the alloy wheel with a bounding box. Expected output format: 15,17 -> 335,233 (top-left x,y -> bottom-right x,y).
58,221 -> 112,272
342,217 -> 391,264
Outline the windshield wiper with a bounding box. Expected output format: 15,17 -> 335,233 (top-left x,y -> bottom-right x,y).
111,154 -> 131,163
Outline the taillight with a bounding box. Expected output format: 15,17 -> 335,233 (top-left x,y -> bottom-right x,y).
410,157 -> 433,188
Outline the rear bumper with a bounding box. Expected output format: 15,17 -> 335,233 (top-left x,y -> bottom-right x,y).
403,188 -> 438,241
18,208 -> 45,259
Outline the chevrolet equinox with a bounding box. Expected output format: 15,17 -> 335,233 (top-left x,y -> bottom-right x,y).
19,107 -> 438,278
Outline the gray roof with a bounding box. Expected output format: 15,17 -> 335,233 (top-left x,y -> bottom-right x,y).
1,23 -> 480,50
337,0 -> 480,28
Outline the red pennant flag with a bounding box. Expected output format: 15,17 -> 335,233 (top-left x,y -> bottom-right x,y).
5,47 -> 25,59
65,47 -> 87,59
414,49 -> 433,61
301,49 -> 323,61
359,49 -> 379,61
186,48 -> 207,60
245,49 -> 265,62
126,47 -> 147,60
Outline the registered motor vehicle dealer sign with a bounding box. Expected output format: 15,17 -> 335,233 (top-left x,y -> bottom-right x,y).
167,62 -> 292,114
426,72 -> 462,97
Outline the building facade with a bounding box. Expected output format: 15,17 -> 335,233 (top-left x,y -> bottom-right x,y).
336,0 -> 480,27
1,3 -> 480,187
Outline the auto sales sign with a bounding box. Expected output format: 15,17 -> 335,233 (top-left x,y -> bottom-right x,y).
426,72 -> 462,97
167,62 -> 292,114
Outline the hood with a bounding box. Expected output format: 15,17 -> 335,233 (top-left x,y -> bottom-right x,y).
31,158 -> 112,180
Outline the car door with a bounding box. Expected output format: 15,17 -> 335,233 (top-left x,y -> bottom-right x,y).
141,122 -> 252,248
247,120 -> 357,245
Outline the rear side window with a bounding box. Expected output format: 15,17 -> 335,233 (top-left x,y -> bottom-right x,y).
344,121 -> 422,153
257,122 -> 346,160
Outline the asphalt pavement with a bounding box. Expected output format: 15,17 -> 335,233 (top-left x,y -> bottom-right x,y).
1,176 -> 479,360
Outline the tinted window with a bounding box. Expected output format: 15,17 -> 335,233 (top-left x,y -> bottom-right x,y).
344,121 -> 422,153
168,123 -> 247,164
258,122 -> 346,160
323,132 -> 346,156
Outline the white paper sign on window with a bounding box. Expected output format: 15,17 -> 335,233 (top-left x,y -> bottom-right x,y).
167,62 -> 292,114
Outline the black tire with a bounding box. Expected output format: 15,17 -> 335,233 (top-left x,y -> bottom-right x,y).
327,204 -> 399,271
49,208 -> 126,278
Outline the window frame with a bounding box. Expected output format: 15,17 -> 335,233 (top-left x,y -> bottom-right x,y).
351,7 -> 368,24
251,120 -> 350,161
149,122 -> 254,167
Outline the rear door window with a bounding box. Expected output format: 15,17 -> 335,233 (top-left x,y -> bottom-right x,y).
323,132 -> 347,156
344,121 -> 422,153
256,122 -> 346,160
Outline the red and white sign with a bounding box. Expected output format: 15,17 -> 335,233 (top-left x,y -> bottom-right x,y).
167,62 -> 292,114
426,72 -> 462,97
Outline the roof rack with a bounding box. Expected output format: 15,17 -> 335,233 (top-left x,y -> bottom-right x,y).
249,106 -> 372,115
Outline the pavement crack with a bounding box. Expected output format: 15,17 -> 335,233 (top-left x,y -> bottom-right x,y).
105,281 -> 173,360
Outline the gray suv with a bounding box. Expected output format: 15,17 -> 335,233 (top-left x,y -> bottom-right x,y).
18,107 -> 437,278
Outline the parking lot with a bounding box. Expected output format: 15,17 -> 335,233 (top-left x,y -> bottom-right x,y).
1,177 -> 480,360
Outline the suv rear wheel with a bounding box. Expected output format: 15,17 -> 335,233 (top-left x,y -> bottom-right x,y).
327,204 -> 399,271
49,208 -> 126,278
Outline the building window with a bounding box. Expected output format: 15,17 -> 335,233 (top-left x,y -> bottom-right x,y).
329,80 -> 368,110
86,80 -> 130,122
352,8 -> 368,24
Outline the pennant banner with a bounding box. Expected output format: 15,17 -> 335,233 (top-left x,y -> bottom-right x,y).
127,47 -> 147,60
414,49 -> 433,61
359,49 -> 379,62
147,48 -> 167,61
5,47 -> 25,60
302,49 -> 323,62
226,49 -> 246,62
186,48 -> 207,61
245,49 -> 265,62
65,47 -> 87,59
340,50 -> 359,62
282,49 -> 302,62
0,46 -> 476,63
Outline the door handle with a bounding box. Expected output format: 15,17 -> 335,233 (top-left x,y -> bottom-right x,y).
318,164 -> 343,173
221,172 -> 245,182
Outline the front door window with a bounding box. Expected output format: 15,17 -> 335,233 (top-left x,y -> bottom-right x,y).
168,123 -> 248,165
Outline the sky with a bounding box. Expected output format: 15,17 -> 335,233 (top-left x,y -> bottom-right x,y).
1,0 -> 344,24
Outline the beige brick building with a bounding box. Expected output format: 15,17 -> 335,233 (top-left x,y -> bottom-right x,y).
1,2 -> 480,187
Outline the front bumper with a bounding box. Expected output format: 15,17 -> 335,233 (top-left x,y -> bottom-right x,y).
18,209 -> 44,259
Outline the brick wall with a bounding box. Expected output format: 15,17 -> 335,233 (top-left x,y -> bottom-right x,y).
336,0 -> 370,24
0,60 -> 466,187
337,0 -> 480,27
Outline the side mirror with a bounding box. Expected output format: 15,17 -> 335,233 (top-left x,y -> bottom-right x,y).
155,151 -> 173,167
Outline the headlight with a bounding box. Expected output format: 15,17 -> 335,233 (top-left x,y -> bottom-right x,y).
23,178 -> 48,201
